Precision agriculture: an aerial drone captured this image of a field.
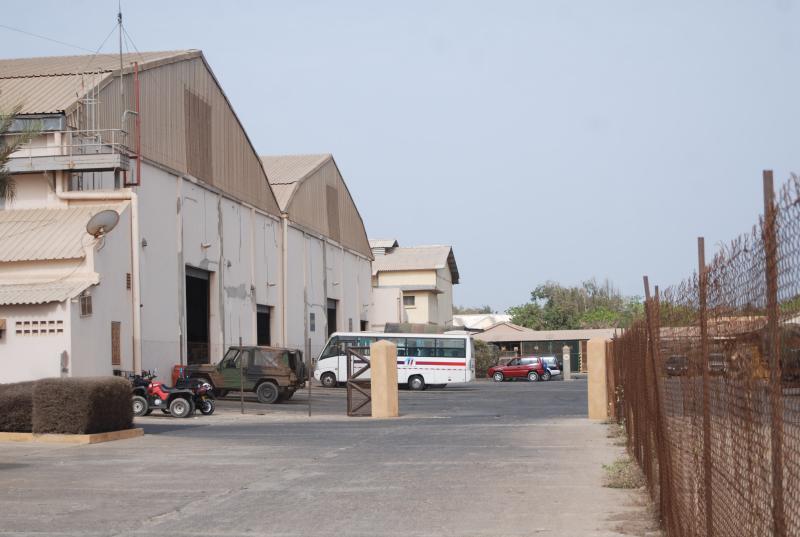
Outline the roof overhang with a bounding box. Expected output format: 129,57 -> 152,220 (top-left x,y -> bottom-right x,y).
0,276 -> 99,306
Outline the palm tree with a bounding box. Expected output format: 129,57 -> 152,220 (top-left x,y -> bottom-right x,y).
0,105 -> 40,205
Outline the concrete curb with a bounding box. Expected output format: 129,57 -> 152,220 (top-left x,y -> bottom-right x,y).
0,428 -> 144,445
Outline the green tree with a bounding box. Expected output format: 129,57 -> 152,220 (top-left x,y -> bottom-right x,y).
1,105 -> 39,205
508,278 -> 643,330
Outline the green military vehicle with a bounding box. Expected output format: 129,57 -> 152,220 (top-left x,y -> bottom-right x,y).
186,346 -> 306,404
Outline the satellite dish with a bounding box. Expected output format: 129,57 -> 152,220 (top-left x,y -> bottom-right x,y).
86,209 -> 120,238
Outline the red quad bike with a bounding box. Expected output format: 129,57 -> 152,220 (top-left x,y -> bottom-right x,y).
128,370 -> 196,418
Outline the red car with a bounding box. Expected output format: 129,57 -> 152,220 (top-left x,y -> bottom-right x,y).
488,356 -> 557,382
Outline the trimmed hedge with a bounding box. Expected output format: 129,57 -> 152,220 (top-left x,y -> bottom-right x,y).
32,377 -> 133,435
0,381 -> 35,432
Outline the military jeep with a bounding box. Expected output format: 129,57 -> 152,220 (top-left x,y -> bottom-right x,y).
186,346 -> 305,404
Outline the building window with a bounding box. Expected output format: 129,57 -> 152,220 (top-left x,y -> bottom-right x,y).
403,295 -> 415,307
111,322 -> 121,366
310,312 -> 316,332
126,273 -> 132,290
80,293 -> 93,317
348,318 -> 353,331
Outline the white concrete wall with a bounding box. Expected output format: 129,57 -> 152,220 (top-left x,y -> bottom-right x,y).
137,165 -> 182,377
253,212 -> 282,343
70,207 -> 133,377
369,287 -> 404,331
435,267 -> 454,326
1,159 -> 371,381
0,302 -> 70,382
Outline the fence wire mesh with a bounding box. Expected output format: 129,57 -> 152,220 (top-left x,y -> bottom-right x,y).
610,173 -> 800,537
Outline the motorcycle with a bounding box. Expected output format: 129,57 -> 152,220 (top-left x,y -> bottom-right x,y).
176,376 -> 216,416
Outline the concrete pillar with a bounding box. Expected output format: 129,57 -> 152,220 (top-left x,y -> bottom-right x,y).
587,338 -> 609,420
562,345 -> 571,381
370,340 -> 399,418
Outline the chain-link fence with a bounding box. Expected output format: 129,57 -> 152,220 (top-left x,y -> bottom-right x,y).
610,171 -> 800,537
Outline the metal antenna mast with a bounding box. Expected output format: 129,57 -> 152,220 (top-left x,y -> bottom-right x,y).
118,3 -> 123,97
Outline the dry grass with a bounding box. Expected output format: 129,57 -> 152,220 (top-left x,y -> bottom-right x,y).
603,455 -> 646,489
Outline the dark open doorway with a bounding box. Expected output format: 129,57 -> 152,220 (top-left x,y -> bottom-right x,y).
185,267 -> 210,365
327,298 -> 338,337
257,305 -> 271,346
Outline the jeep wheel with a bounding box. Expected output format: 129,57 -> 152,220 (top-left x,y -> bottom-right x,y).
132,395 -> 148,417
256,382 -> 280,404
169,397 -> 192,418
320,372 -> 337,388
527,371 -> 540,382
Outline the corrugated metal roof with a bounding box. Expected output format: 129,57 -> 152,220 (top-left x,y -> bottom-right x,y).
0,51 -> 193,78
0,74 -> 91,114
372,245 -> 460,283
0,51 -> 197,114
260,154 -> 332,210
369,239 -> 399,249
474,322 -> 619,343
0,277 -> 98,305
0,204 -> 126,262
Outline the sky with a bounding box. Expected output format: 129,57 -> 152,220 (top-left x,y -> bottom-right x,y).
2,1 -> 798,311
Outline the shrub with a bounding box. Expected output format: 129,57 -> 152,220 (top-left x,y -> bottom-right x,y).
474,339 -> 500,378
0,381 -> 35,432
32,377 -> 133,435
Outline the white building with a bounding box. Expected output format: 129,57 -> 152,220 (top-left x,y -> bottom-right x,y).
0,51 -> 371,382
368,239 -> 459,330
261,154 -> 372,359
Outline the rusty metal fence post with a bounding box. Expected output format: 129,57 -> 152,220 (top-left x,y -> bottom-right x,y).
698,237 -> 713,537
763,170 -> 785,537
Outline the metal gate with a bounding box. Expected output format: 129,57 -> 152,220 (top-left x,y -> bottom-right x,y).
346,347 -> 371,416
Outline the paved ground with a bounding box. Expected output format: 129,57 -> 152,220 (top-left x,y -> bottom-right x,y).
0,379 -> 654,536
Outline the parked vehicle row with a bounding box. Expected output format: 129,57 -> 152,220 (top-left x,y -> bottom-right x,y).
126,338 -> 563,418
487,356 -> 562,382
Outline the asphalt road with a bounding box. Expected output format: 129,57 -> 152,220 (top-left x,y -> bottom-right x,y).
0,379 -> 647,537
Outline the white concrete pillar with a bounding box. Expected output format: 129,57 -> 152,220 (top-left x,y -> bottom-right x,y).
370,340 -> 399,418
562,344 -> 572,381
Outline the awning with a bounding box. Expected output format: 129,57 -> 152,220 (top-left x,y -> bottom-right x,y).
0,277 -> 98,306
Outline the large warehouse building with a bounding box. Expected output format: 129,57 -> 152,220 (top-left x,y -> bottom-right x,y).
0,50 -> 371,382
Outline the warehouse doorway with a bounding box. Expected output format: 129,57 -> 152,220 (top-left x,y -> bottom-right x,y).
185,266 -> 210,364
327,298 -> 338,338
257,305 -> 271,346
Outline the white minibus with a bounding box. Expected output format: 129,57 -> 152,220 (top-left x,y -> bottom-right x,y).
313,332 -> 475,390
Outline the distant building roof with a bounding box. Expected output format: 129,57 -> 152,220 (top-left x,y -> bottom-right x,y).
369,239 -> 399,249
0,276 -> 98,306
372,245 -> 459,284
260,154 -> 332,210
452,314 -> 511,331
260,154 -> 372,259
0,51 -> 198,114
474,322 -> 619,343
0,204 -> 127,262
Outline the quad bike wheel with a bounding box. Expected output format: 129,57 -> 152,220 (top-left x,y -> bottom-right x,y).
132,395 -> 148,417
169,397 -> 192,418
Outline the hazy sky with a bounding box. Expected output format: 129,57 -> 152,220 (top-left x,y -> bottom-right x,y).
3,1 -> 798,311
